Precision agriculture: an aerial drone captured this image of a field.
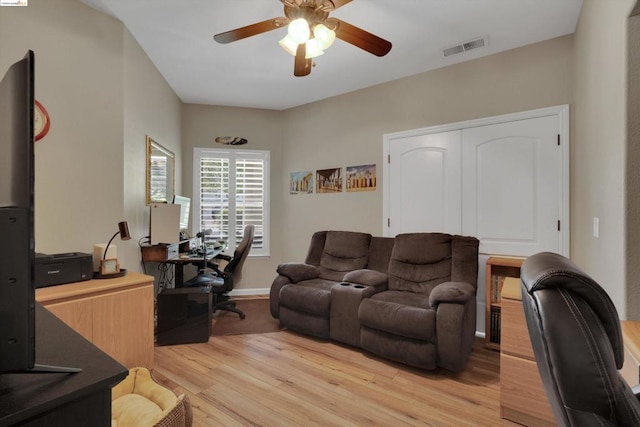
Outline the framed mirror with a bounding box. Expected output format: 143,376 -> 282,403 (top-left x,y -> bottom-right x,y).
146,136 -> 175,204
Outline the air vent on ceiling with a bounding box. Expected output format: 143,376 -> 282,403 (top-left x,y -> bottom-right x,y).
443,36 -> 488,57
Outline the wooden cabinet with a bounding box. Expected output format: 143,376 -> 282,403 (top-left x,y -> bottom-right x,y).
500,277 -> 555,426
485,256 -> 524,350
36,272 -> 154,369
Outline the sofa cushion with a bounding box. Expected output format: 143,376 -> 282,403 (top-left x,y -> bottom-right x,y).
371,290 -> 431,308
359,292 -> 435,341
388,233 -> 453,293
279,282 -> 333,316
368,236 -> 395,273
318,231 -> 371,282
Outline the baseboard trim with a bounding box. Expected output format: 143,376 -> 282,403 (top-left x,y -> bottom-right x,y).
230,288 -> 270,297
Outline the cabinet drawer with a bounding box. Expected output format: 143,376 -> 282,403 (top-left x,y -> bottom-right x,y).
500,352 -> 555,426
501,298 -> 535,359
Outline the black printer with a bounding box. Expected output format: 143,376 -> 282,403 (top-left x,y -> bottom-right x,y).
35,252 -> 93,288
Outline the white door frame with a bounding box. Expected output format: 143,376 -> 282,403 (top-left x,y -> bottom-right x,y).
382,104 -> 570,256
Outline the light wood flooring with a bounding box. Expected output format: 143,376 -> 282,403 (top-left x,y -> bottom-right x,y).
152,330 -> 521,426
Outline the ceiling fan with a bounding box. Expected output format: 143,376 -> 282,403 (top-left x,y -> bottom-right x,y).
213,0 -> 392,77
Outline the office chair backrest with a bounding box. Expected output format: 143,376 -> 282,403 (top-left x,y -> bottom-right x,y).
521,252 -> 640,427
224,224 -> 254,285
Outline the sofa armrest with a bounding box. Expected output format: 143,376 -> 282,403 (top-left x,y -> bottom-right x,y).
276,262 -> 319,283
429,281 -> 475,308
343,269 -> 388,290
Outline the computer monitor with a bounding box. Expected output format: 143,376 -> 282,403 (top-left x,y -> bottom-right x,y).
172,195 -> 190,232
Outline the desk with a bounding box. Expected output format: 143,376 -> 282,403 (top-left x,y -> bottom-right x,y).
164,250 -> 224,287
141,243 -> 226,287
0,304 -> 127,426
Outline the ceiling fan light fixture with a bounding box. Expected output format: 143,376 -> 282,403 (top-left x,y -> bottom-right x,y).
313,23 -> 336,50
279,34 -> 298,56
305,38 -> 324,59
288,18 -> 310,44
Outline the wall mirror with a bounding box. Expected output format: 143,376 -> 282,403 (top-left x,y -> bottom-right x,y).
146,136 -> 175,204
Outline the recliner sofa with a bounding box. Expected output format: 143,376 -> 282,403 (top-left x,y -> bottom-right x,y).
269,230 -> 479,372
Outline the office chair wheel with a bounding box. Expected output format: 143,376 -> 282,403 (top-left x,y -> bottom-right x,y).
240,313 -> 246,319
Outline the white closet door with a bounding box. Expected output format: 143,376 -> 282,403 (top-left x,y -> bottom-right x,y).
462,116 -> 561,255
388,130 -> 462,236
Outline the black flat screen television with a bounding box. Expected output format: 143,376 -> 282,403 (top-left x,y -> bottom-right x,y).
0,50 -> 36,373
0,51 -> 79,374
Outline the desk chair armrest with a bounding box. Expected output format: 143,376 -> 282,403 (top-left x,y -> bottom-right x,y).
215,253 -> 232,262
205,260 -> 228,279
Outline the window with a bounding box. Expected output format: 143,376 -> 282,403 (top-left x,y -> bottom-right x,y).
193,148 -> 270,256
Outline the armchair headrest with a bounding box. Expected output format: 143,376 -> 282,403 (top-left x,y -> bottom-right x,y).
521,252 -> 623,368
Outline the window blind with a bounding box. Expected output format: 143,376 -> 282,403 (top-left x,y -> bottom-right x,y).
193,148 -> 269,256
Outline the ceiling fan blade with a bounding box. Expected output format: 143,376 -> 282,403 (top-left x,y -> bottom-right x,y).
214,18 -> 287,44
294,44 -> 311,77
333,19 -> 392,57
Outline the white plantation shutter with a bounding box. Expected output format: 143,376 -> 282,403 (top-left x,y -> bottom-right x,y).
193,148 -> 269,256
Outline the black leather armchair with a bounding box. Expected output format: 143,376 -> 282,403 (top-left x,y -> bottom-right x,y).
521,252 -> 640,427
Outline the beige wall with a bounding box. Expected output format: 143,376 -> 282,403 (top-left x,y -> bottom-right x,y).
180,104 -> 284,290
279,35 -> 574,261
0,0 -> 181,273
123,29 -> 182,277
180,37 -> 572,292
0,0 -> 124,257
573,0 -> 636,319
627,5 -> 640,320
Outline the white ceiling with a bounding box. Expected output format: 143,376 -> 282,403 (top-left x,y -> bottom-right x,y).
79,0 -> 583,111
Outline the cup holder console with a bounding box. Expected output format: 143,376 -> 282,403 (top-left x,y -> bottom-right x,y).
340,282 -> 366,289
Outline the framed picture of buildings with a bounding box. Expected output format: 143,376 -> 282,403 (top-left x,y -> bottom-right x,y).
316,168 -> 342,193
290,171 -> 313,194
346,164 -> 376,192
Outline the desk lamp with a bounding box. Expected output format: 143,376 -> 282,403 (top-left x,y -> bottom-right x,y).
96,221 -> 131,278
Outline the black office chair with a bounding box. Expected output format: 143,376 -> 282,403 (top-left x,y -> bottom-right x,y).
521,252 -> 640,427
183,225 -> 254,319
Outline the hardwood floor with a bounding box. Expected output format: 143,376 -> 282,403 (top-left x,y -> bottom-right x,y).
152,332 -> 521,426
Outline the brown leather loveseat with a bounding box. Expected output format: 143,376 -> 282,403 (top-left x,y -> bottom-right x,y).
269,230 -> 479,372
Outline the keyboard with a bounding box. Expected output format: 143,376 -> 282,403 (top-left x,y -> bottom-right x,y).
195,248 -> 214,256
